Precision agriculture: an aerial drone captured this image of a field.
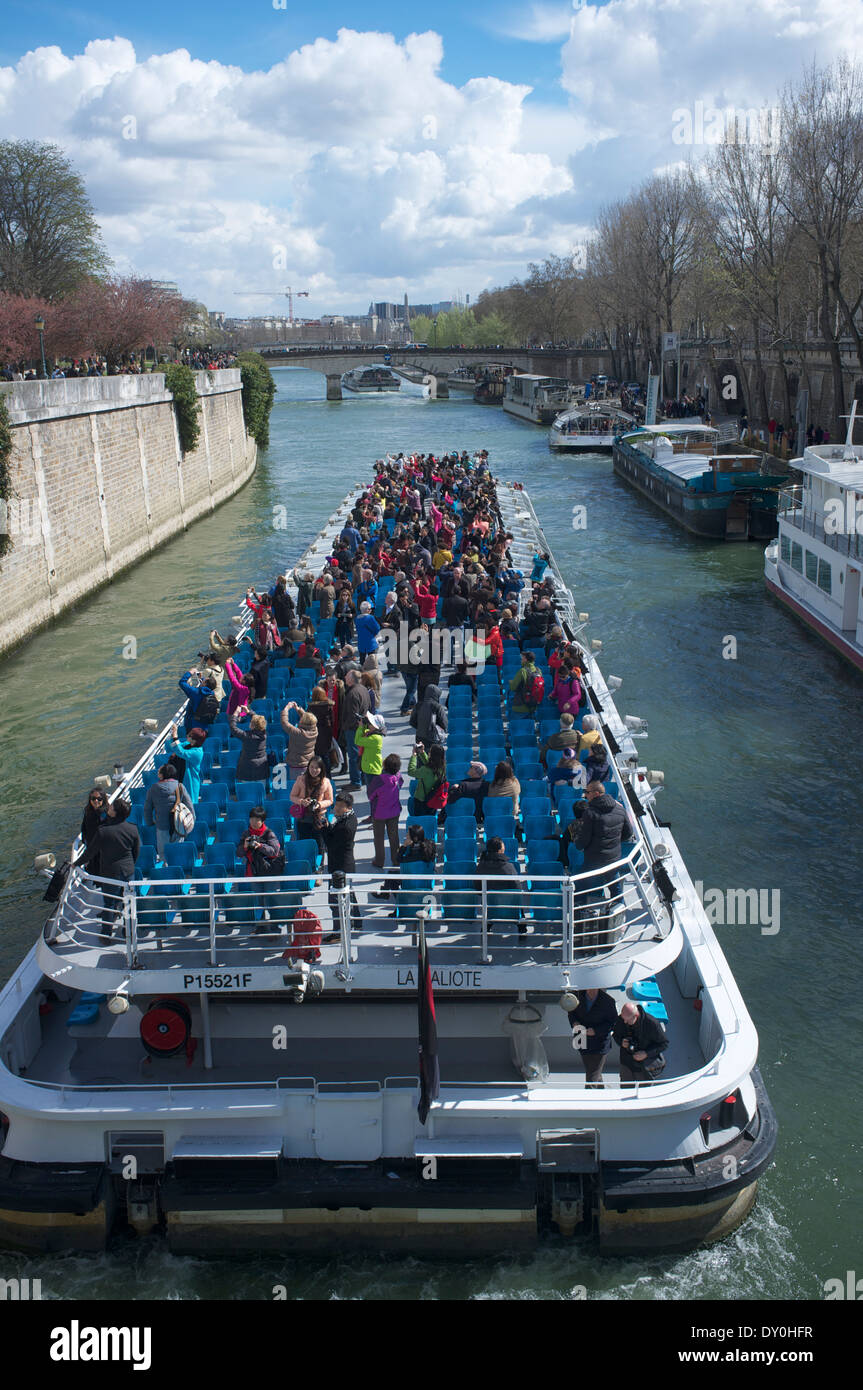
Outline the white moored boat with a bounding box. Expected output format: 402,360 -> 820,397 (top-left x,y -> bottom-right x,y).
549,405 -> 635,453
502,373 -> 573,424
764,403 -> 863,670
0,464 -> 776,1256
341,365 -> 401,393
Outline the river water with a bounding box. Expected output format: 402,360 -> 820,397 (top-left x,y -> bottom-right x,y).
0,366 -> 860,1300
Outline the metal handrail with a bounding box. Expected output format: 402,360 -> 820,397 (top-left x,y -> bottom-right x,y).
45,844 -> 667,971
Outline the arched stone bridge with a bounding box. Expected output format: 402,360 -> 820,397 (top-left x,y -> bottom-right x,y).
258,346 -> 614,399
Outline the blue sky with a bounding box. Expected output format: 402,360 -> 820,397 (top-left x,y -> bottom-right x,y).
0,1 -> 572,98
0,2 -> 859,315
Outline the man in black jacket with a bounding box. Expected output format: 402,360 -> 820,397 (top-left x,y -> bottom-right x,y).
612,1001 -> 669,1084
322,793 -> 361,939
475,837 -> 526,934
83,797 -> 140,942
567,988 -> 618,1087
572,781 -> 629,870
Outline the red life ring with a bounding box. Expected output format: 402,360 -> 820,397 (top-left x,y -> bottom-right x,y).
140,998 -> 191,1057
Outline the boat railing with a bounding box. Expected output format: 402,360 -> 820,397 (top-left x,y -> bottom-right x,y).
44,844 -> 671,973
777,485 -> 863,558
22,1042 -> 729,1102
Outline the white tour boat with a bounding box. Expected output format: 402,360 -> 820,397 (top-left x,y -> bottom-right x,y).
502,373 -> 573,425
341,365 -> 401,393
549,405 -> 635,453
764,403 -> 863,670
0,469 -> 776,1256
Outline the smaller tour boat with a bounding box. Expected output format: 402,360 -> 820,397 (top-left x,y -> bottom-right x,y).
341,365 -> 401,393
764,403 -> 863,670
502,373 -> 573,425
549,405 -> 635,453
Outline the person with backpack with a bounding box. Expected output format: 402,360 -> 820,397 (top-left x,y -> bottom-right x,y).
414,683 -> 447,746
509,650 -> 543,715
407,742 -> 448,815
144,763 -> 194,861
178,669 -> 221,727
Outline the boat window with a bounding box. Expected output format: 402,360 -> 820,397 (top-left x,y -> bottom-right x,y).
780,535 -> 791,563
805,550 -> 818,582
791,542 -> 803,572
817,558 -> 832,594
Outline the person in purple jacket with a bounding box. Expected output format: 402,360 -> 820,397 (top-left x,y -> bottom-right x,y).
367,752 -> 404,870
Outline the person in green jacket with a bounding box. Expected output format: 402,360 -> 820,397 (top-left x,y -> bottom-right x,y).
355,713 -> 385,780
508,650 -> 540,715
408,742 -> 446,815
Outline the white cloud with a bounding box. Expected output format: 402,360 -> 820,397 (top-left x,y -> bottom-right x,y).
492,3 -> 574,42
0,29 -> 575,311
560,0 -> 863,151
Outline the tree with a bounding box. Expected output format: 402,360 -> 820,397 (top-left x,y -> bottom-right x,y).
523,255 -> 582,345
0,141 -> 109,300
50,277 -> 186,368
778,59 -> 863,429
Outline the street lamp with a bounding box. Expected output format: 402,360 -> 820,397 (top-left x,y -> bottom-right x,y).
433,316 -> 439,350
34,314 -> 47,379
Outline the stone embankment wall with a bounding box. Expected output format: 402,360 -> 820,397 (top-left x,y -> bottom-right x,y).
0,371 -> 257,657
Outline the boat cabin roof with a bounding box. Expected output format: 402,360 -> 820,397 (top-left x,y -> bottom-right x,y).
797,444 -> 863,491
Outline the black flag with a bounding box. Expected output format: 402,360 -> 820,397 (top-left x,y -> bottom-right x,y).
417,915 -> 439,1124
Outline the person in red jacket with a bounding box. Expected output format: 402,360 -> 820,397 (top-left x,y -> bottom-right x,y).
415,577 -> 439,622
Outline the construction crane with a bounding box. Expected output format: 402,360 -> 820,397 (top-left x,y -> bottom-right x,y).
233,286 -> 310,325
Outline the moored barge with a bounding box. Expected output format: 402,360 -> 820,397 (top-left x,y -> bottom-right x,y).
613,422 -> 787,539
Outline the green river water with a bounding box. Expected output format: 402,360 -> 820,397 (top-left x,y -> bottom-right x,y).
0,366 -> 860,1299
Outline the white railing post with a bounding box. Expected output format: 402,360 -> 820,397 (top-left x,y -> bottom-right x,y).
127,886 -> 137,968
562,876 -> 575,964
208,882 -> 217,965
337,881 -> 355,963
480,881 -> 490,962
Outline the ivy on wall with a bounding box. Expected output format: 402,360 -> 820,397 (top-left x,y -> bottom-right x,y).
0,397 -> 12,560
237,352 -> 276,449
164,363 -> 201,455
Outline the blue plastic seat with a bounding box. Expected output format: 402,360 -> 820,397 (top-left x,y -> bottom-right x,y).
135,845 -> 157,878
482,795 -> 514,819
218,817 -> 248,846
483,814 -> 516,841
236,780 -> 267,803
198,782 -> 229,815
163,841 -> 197,872
521,780 -> 548,801
631,977 -> 662,1001
567,843 -> 585,872
521,795 -> 552,818
526,839 -> 562,867
211,766 -> 236,792
446,799 -> 476,818
643,1000 -> 669,1022
405,815 -> 438,842
523,814 -> 558,842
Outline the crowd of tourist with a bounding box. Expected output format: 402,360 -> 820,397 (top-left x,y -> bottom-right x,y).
74,446 -> 664,1076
